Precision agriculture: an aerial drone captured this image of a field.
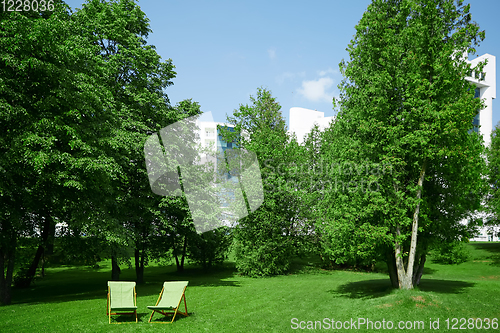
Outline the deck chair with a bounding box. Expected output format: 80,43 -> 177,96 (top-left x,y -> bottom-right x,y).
148,281 -> 189,323
107,281 -> 138,324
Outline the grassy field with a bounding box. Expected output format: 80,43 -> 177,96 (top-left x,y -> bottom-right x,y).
0,242 -> 499,332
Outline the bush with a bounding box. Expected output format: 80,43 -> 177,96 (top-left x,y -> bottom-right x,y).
234,215 -> 295,277
432,242 -> 471,264
188,227 -> 233,270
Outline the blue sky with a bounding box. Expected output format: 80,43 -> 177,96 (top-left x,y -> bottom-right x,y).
65,0 -> 500,128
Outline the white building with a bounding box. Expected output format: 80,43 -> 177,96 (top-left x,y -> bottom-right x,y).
465,54 -> 498,242
465,53 -> 496,147
288,107 -> 335,144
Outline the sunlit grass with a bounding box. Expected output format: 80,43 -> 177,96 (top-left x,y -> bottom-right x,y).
0,243 -> 499,332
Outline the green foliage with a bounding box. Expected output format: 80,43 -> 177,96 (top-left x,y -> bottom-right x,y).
486,124 -> 500,231
187,227 -> 233,270
12,238 -> 39,288
49,235 -> 104,267
431,241 -> 471,265
317,0 -> 488,289
70,1 -> 203,282
0,1 -> 124,301
233,214 -> 295,277
0,0 -> 199,301
222,87 -> 308,277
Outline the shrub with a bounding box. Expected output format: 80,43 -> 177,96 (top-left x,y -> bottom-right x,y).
234,216 -> 295,277
188,227 -> 233,270
432,241 -> 471,265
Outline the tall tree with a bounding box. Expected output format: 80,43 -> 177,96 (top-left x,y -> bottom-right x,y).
222,87 -> 308,276
486,124 -> 500,238
318,0 -> 487,289
0,1 -> 120,303
72,0 -> 190,283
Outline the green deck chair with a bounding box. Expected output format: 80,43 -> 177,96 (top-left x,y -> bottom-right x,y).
148,281 -> 189,323
107,281 -> 138,324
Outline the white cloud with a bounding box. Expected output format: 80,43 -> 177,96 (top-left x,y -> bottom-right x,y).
267,48 -> 276,60
318,67 -> 338,76
297,77 -> 334,102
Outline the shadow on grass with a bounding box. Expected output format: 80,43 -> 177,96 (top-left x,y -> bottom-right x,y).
330,279 -> 394,299
331,278 -> 475,299
417,279 -> 475,294
469,242 -> 500,267
287,255 -> 325,275
108,313 -> 144,324
11,262 -> 239,305
469,242 -> 500,253
148,311 -> 191,324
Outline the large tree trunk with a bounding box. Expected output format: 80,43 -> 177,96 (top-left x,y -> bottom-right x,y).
172,236 -> 181,271
172,235 -> 187,272
386,251 -> 399,288
19,245 -> 44,288
394,224 -> 408,288
134,248 -> 145,284
395,161 -> 427,290
0,227 -> 17,305
20,214 -> 56,288
111,255 -> 121,281
412,253 -> 426,286
180,235 -> 187,271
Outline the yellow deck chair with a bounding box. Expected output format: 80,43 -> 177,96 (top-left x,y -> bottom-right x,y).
148,281 -> 189,323
106,281 -> 138,324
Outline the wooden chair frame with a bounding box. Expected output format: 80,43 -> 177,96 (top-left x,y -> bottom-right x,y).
148,284 -> 189,324
107,283 -> 138,324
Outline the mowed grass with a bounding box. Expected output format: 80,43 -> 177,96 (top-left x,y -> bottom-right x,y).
1,243 -> 499,332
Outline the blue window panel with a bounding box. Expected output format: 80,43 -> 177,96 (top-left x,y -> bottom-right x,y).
468,87 -> 480,133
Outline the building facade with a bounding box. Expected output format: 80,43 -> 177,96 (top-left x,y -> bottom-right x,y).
465,53 -> 496,147
288,107 -> 335,144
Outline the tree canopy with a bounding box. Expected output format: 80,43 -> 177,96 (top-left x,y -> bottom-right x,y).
317,0 -> 488,289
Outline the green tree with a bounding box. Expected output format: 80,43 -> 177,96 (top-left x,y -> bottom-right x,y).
486,123 -> 500,237
222,87 -> 308,277
0,2 -> 120,303
318,0 -> 487,289
187,227 -> 233,270
72,0 -> 192,283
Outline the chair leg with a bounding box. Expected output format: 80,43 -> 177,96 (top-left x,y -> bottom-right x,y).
149,310 -> 155,323
170,309 -> 178,324
181,293 -> 188,316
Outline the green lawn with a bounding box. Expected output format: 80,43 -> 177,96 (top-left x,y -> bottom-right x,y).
1,243 -> 499,332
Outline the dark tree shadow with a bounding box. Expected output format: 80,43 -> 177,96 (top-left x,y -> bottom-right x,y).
469,242 -> 500,253
329,279 -> 394,299
469,242 -> 500,267
331,278 -> 475,299
11,262 -> 240,305
417,279 -> 475,294
148,311 -> 191,324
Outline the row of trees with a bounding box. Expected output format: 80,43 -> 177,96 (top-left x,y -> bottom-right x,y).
0,0 -> 234,305
221,0 -> 493,290
1,0 -> 497,306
